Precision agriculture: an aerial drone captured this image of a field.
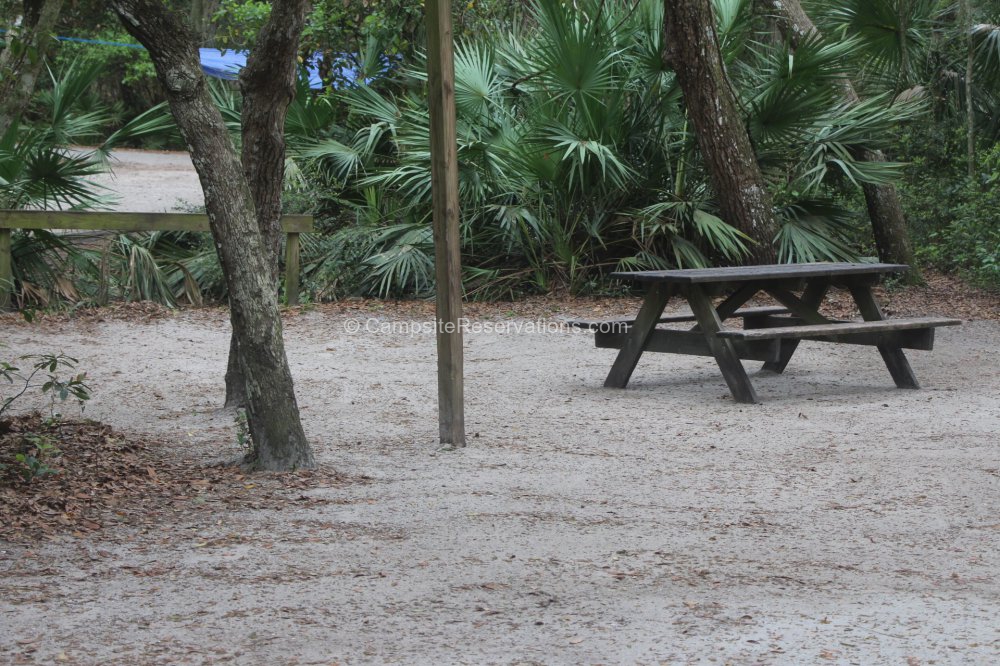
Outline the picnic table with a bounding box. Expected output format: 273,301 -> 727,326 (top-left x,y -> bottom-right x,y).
572,262 -> 960,403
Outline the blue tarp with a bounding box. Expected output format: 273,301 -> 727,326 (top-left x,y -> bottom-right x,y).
198,49 -> 329,90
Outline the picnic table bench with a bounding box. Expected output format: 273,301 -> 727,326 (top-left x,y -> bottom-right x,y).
572,262 -> 960,404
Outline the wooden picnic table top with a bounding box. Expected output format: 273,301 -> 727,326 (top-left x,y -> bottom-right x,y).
609,262 -> 910,285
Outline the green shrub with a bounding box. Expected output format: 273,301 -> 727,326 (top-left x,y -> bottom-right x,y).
895,127 -> 1000,291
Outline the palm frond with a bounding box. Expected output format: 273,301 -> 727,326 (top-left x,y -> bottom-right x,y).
973,23 -> 1000,83
776,200 -> 860,263
98,102 -> 178,160
361,223 -> 435,297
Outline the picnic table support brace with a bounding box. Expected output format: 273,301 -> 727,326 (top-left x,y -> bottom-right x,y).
0,228 -> 11,310
848,283 -> 920,389
604,282 -> 672,388
690,282 -> 761,333
759,280 -> 829,373
687,285 -> 759,404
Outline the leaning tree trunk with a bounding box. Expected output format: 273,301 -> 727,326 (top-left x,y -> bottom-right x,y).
762,0 -> 920,280
663,0 -> 779,264
112,0 -> 315,470
224,0 -> 310,409
0,0 -> 64,137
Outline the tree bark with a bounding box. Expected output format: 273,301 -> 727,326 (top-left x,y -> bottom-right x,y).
223,0 -> 311,409
0,0 -> 64,137
761,0 -> 920,279
223,339 -> 244,408
663,0 -> 779,264
239,0 -> 308,279
961,0 -> 975,179
112,0 -> 315,470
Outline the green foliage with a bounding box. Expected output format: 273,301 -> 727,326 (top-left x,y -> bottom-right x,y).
51,28 -> 156,87
291,0 -> 920,298
211,0 -> 272,49
13,0 -> 994,306
896,125 -> 1000,289
2,58 -> 178,308
0,350 -> 86,484
819,0 -> 936,89
39,13 -> 164,142
12,433 -> 60,482
1,353 -> 91,421
855,0 -> 1000,291
213,0 -> 424,86
1,59 -> 173,211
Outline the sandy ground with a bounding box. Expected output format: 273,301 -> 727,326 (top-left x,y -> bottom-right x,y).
1,304 -> 999,664
3,151 -> 999,663
87,149 -> 204,213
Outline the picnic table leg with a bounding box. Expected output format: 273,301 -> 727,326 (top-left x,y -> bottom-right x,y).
604,282 -> 672,388
687,285 -> 759,404
760,280 -> 829,374
848,283 -> 920,389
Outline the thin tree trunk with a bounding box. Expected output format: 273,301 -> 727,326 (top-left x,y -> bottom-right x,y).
223,0 -> 311,408
663,0 -> 779,264
961,0 -> 976,179
897,2 -> 911,95
0,0 -> 64,137
112,0 -> 315,470
762,0 -> 920,279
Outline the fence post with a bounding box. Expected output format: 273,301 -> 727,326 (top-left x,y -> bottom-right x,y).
0,228 -> 12,310
284,232 -> 300,306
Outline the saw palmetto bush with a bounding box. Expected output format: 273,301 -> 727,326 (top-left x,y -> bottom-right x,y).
302,0 -> 923,298
1,59 -> 175,307
8,1 -> 966,306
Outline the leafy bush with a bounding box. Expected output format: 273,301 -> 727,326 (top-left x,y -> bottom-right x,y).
10,433 -> 60,482
294,0 -> 918,298
0,352 -> 90,483
2,59 -> 176,308
1,352 -> 91,421
894,126 -> 1000,291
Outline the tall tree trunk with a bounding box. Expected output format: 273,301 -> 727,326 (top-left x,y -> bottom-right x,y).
663,0 -> 779,264
0,0 -> 64,137
762,0 -> 920,279
224,0 -> 310,409
112,0 -> 315,471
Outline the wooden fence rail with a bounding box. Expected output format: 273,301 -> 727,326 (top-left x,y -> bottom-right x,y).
0,210 -> 313,309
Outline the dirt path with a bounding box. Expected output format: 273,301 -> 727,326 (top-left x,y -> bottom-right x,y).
1,303 -> 998,664
86,148 -> 204,212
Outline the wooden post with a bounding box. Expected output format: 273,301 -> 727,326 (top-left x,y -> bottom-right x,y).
0,211 -> 312,311
0,228 -> 11,310
284,232 -> 301,306
425,0 -> 466,447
